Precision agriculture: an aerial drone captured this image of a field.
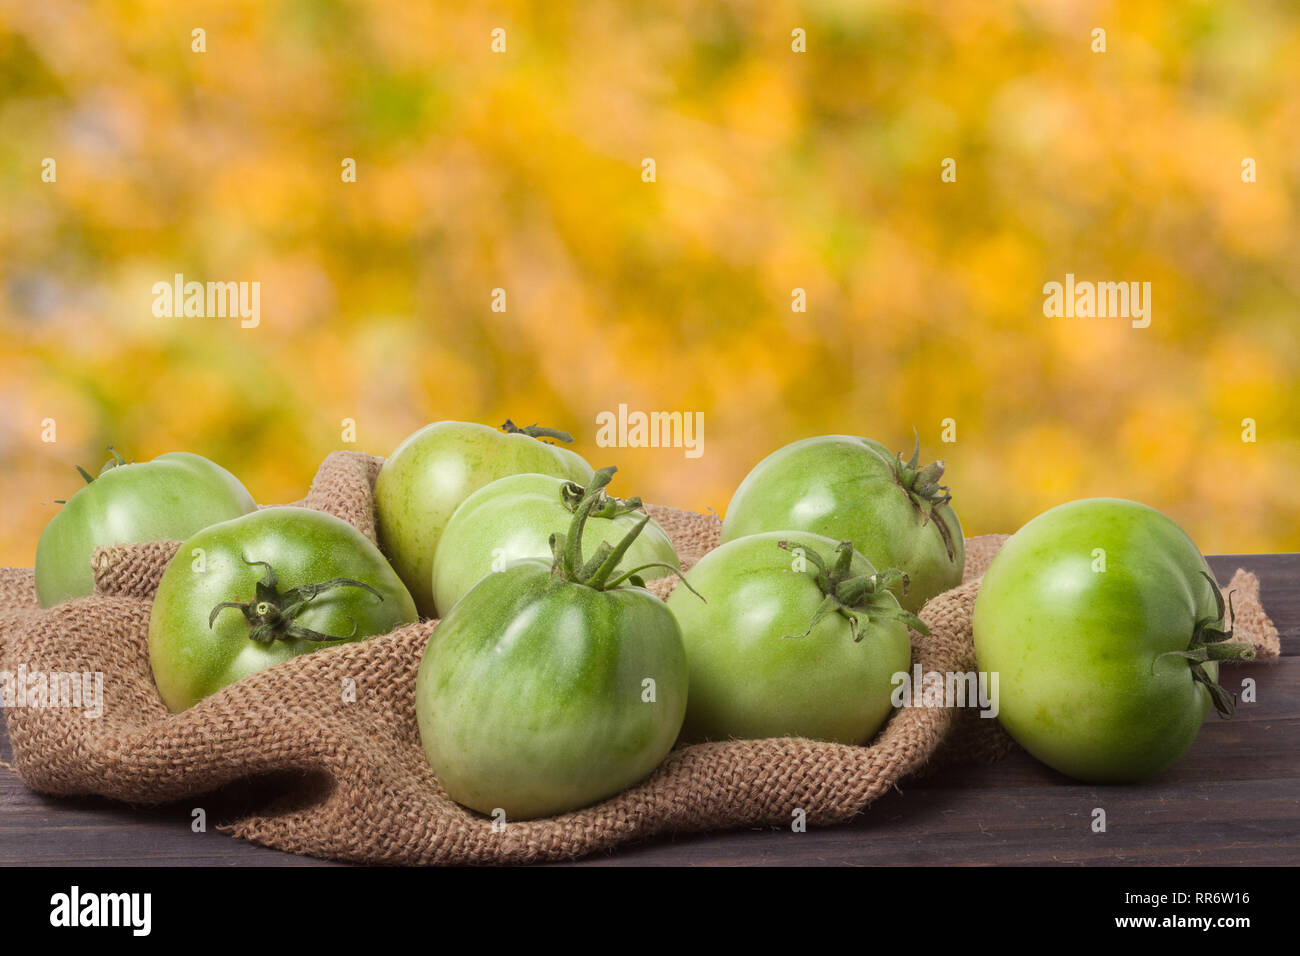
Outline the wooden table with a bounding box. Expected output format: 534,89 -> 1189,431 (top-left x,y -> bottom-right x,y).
2,554 -> 1295,867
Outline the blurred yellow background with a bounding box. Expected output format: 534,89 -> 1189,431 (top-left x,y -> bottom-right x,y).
2,0 -> 1298,564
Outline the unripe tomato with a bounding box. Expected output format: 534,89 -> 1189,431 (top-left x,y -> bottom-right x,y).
375,420 -> 594,616
721,435 -> 963,612
667,531 -> 917,744
416,468 -> 687,819
36,449 -> 256,608
149,507 -> 418,712
972,498 -> 1255,782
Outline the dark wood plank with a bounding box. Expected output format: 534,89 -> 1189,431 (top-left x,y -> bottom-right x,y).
555,658 -> 1300,866
1,553 -> 1296,866
0,767 -> 344,866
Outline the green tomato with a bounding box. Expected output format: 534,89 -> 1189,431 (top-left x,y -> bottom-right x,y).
972,498 -> 1254,783
720,435 -> 964,613
416,468 -> 687,820
375,420 -> 594,616
36,449 -> 257,608
431,472 -> 679,616
149,506 -> 418,712
667,531 -> 917,744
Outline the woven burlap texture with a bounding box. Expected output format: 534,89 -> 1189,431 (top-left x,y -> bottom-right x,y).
0,451 -> 1281,864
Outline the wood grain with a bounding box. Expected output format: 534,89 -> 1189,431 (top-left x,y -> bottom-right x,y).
1,553 -> 1295,866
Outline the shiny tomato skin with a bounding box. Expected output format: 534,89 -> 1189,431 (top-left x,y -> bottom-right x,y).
149,506 -> 418,712
375,421 -> 594,616
666,531 -> 912,744
431,473 -> 678,616
416,560 -> 687,820
36,451 -> 257,608
720,435 -> 963,612
972,498 -> 1222,783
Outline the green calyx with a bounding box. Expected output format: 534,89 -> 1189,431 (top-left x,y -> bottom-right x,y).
501,419 -> 575,445
777,539 -> 930,642
98,444 -> 128,476
209,557 -> 384,644
882,431 -> 958,562
548,466 -> 701,599
57,445 -> 127,503
1156,571 -> 1256,718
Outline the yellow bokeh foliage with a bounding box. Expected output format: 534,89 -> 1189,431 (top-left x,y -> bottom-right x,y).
2,1 -> 1298,563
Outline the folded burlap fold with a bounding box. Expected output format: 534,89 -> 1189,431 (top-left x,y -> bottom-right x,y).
0,451 -> 1280,864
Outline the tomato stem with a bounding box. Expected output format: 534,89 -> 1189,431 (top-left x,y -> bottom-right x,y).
553,466 -> 618,580
500,419 -> 575,444
548,466 -> 700,600
776,539 -> 929,641
559,476 -> 643,517
1156,573 -> 1256,717
208,557 -> 384,644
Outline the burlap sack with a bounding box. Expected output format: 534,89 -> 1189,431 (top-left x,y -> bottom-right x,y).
0,451 -> 1281,864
